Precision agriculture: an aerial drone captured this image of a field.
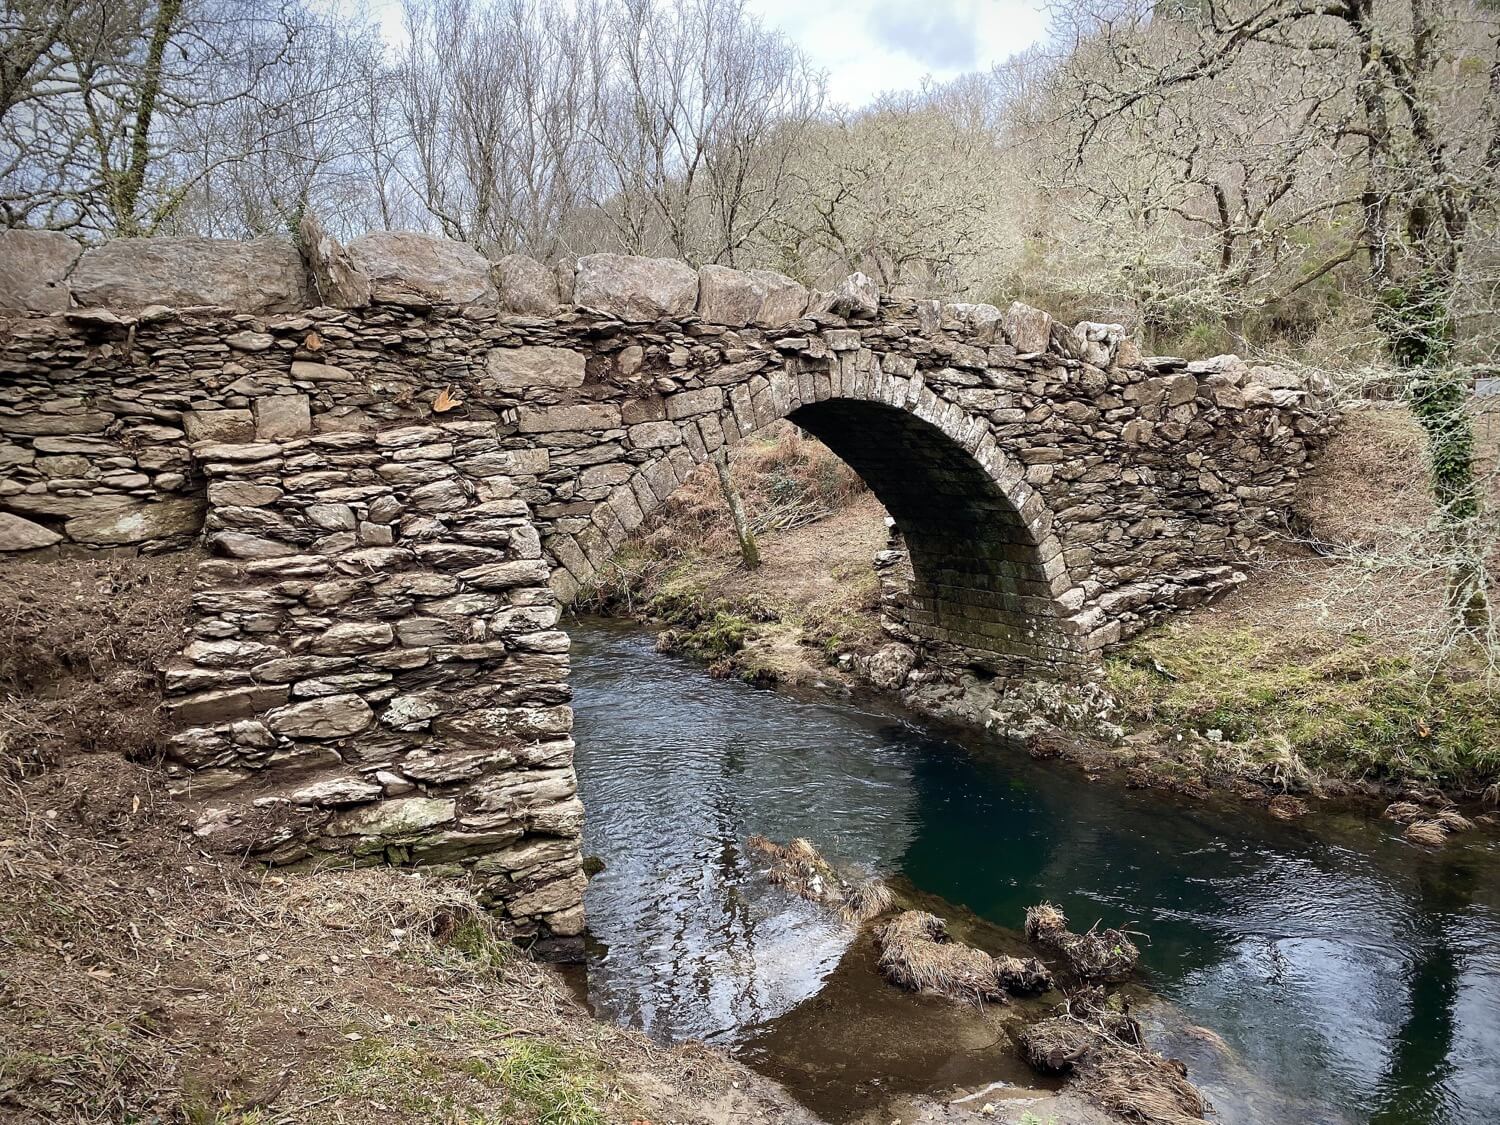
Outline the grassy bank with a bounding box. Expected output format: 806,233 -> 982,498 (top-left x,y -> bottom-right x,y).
0,553 -> 812,1125
582,408 -> 1500,808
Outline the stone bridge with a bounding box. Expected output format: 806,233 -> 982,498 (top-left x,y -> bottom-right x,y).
0,228 -> 1331,954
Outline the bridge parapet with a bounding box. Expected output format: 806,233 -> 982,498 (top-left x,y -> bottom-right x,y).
0,230 -> 1336,948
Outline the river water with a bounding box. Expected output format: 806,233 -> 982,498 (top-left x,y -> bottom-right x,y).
569,618 -> 1500,1125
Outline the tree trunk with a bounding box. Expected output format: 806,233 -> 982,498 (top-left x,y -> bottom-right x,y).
1379,272 -> 1489,631
713,450 -> 760,571
112,0 -> 184,236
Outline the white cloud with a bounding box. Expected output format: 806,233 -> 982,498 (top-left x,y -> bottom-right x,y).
745,0 -> 1048,106
344,0 -> 1050,107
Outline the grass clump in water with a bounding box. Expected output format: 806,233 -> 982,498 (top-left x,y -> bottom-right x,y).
1106,624 -> 1500,792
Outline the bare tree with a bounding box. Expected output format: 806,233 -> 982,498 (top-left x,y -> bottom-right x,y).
772,94 -> 1004,292
1046,0 -> 1498,630
586,0 -> 822,264
0,0 -> 375,237
398,0 -> 604,257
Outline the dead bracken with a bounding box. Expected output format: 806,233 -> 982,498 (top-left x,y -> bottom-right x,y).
1025,902 -> 1141,984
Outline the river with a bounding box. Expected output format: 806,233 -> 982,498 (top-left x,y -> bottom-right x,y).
568,617 -> 1500,1125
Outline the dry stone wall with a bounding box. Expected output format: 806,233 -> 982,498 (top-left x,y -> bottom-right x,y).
0,229 -> 1334,951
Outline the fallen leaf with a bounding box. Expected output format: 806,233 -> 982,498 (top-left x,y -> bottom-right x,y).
433,386 -> 461,413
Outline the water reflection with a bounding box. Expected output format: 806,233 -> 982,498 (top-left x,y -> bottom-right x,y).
571,617 -> 1500,1124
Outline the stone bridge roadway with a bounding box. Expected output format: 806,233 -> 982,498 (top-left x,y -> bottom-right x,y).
0,230 -> 1332,952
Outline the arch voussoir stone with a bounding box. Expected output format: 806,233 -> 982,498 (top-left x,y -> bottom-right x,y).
0,233 -> 1336,950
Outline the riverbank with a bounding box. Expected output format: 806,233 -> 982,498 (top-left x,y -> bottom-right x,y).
0,553 -> 812,1125
579,408 -> 1500,817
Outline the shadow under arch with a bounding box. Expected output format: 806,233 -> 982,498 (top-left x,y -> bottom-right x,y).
784,398 -> 1079,675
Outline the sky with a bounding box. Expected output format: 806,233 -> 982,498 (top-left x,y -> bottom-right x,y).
740,0 -> 1049,105
356,0 -> 1051,108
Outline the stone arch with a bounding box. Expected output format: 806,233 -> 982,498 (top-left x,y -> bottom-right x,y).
548,350 -> 1083,675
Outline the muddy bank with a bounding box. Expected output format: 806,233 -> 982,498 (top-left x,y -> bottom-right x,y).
0,732 -> 817,1125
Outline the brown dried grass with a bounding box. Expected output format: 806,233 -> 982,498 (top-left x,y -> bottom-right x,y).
1019,1015 -> 1096,1074
1024,902 -> 1140,984
1074,1046 -> 1208,1124
1432,808 -> 1474,833
994,954 -> 1055,995
1404,820 -> 1451,847
875,911 -> 1007,1004
1383,800 -> 1428,824
1019,1008 -> 1205,1123
747,834 -> 893,925
842,878 -> 896,924
0,751 -> 808,1124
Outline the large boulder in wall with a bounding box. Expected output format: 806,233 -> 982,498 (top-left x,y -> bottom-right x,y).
494,253 -> 562,315
574,254 -> 698,321
345,231 -> 496,306
0,229 -> 81,314
298,212 -> 371,308
695,264 -> 808,327
69,237 -> 310,312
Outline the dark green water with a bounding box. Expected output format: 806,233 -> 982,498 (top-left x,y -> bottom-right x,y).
570,618 -> 1500,1124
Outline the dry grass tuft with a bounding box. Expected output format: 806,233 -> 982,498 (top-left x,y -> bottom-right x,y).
1266,794 -> 1309,820
1024,903 -> 1140,984
1074,1045 -> 1208,1125
1019,1000 -> 1206,1124
1404,820 -> 1451,847
841,878 -> 895,925
1383,800 -> 1428,824
994,954 -> 1055,995
1024,903 -> 1068,942
875,911 -> 1008,1004
1387,801 -> 1473,846
1019,1015 -> 1097,1074
747,834 -> 894,926
1432,808 -> 1474,833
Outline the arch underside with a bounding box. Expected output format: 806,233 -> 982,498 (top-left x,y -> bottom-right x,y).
785,400 -> 1078,675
